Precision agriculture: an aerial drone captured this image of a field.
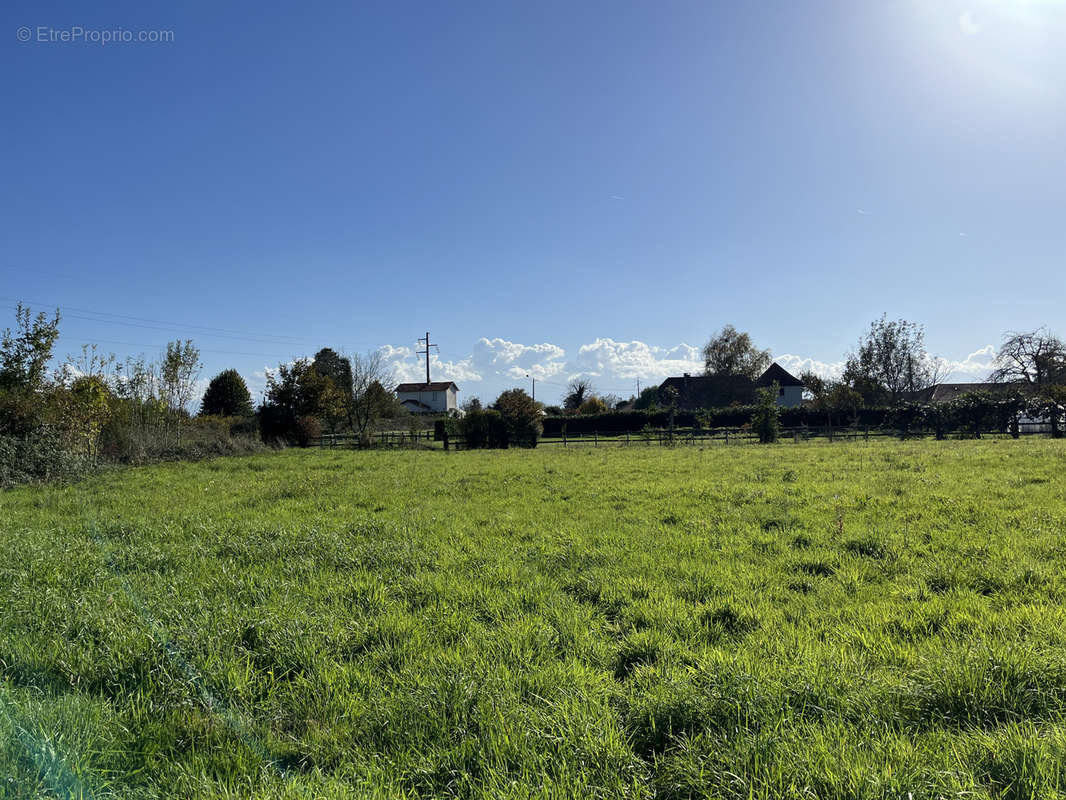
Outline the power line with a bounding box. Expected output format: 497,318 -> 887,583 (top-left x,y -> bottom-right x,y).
54,336 -> 298,360
1,295 -> 382,351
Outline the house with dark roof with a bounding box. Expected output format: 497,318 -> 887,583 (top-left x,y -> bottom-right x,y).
395,381 -> 458,414
755,362 -> 806,407
904,382 -> 1031,404
658,362 -> 806,410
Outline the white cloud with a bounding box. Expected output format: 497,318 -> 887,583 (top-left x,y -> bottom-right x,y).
774,354 -> 845,380
940,345 -> 996,380
569,338 -> 703,381
246,338 -> 1002,402
378,344 -> 482,384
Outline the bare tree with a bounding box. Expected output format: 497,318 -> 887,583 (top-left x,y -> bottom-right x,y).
348,350 -> 396,439
702,325 -> 771,379
989,328 -> 1066,386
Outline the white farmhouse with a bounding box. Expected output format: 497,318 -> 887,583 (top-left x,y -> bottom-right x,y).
395,381 -> 459,414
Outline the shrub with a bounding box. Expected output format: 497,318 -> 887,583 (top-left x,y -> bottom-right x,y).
577,397 -> 608,415
460,408 -> 507,449
750,385 -> 781,444
494,389 -> 542,448
0,426 -> 88,488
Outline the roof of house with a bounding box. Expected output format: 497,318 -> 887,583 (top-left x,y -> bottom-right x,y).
755,362 -> 805,388
659,374 -> 756,410
395,381 -> 459,393
906,382 -> 1034,404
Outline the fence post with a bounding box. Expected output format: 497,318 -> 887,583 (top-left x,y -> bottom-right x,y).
594,430 -> 598,446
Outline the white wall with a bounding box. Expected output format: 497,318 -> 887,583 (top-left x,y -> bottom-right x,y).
396,388 -> 457,413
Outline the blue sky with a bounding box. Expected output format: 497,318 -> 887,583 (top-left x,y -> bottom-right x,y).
3,0 -> 1064,405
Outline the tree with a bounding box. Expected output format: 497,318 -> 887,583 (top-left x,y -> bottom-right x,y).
0,304 -> 61,392
312,349 -> 354,399
159,340 -> 202,414
68,375 -> 113,461
260,359 -> 331,443
633,385 -> 660,411
800,371 -> 863,430
842,315 -> 944,404
493,388 -> 542,447
200,369 -> 253,417
563,379 -> 595,412
989,328 -> 1066,387
702,325 -> 771,379
348,351 -> 396,441
750,384 -> 781,443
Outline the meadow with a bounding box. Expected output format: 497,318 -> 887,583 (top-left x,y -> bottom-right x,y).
2,439 -> 1066,799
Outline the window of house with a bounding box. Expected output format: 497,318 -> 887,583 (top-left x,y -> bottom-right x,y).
433,391 -> 439,401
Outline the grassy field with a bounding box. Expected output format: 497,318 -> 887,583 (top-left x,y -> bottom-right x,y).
2,440 -> 1066,799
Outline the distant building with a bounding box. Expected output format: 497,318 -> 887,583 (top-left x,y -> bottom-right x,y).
755,362 -> 805,408
395,381 -> 458,414
658,362 -> 806,410
905,382 -> 1026,404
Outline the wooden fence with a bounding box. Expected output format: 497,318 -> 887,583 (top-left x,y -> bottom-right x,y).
311,420 -> 1055,450
310,430 -> 434,448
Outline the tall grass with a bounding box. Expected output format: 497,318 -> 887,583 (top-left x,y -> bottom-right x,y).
1,439 -> 1065,798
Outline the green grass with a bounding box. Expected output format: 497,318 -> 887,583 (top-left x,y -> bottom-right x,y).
2,439 -> 1066,799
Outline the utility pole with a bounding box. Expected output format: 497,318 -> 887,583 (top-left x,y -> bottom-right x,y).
526,373 -> 535,402
416,332 -> 438,385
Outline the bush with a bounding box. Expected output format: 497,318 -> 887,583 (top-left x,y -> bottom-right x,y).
460,408 -> 507,448
577,397 -> 608,415
0,426 -> 88,488
750,385 -> 781,444
495,389 -> 542,448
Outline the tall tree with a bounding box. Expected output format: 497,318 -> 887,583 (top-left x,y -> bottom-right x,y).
200,369 -> 253,417
348,351 -> 396,440
989,328 -> 1066,386
159,340 -> 202,414
312,348 -> 354,399
842,315 -> 944,403
702,325 -> 771,379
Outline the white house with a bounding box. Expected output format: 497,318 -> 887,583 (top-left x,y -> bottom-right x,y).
395,381 -> 459,414
755,363 -> 805,408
